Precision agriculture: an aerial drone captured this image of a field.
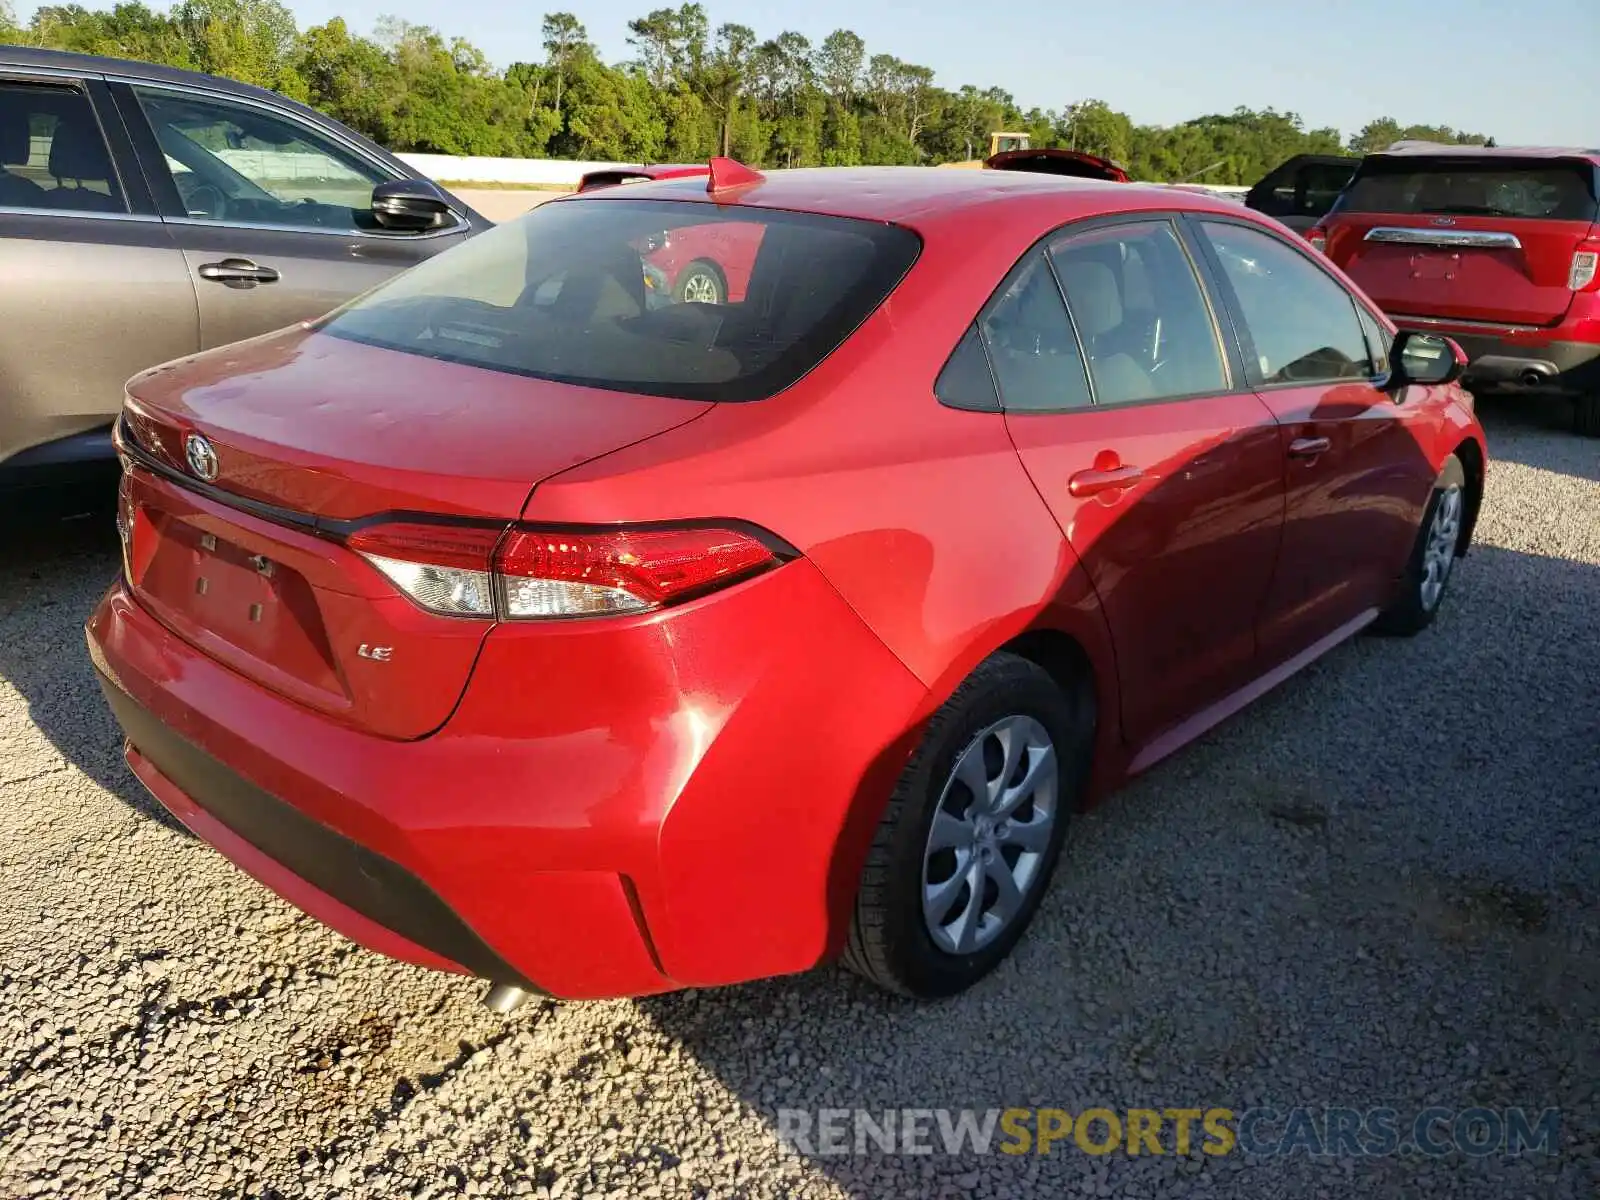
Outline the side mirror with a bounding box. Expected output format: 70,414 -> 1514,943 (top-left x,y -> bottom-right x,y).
371,178 -> 455,232
1389,330 -> 1467,387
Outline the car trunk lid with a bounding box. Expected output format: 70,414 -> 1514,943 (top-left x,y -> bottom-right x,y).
118,325 -> 712,739
1326,153 -> 1600,327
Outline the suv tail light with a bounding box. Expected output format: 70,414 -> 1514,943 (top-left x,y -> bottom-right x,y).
347,522 -> 784,619
1307,226 -> 1328,254
1570,237 -> 1600,291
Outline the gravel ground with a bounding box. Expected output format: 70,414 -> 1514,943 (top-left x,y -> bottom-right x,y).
1,399 -> 1596,1200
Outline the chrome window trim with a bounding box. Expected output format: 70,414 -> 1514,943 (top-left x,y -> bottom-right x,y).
1363,226 -> 1523,250
159,215 -> 468,242
0,65 -> 106,82
115,78 -> 470,239
0,205 -> 163,224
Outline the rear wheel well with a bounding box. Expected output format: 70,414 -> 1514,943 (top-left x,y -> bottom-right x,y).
1451,437 -> 1485,555
997,629 -> 1097,740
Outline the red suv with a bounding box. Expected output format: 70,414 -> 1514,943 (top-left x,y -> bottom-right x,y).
1310,144 -> 1600,435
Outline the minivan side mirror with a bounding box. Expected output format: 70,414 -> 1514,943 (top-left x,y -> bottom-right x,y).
371,178 -> 455,232
1388,330 -> 1468,387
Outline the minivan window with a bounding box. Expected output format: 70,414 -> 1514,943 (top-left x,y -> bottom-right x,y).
0,82 -> 126,213
321,198 -> 922,403
135,87 -> 392,230
1340,157 -> 1599,222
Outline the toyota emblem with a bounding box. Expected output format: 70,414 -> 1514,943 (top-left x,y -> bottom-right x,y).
185,433 -> 219,481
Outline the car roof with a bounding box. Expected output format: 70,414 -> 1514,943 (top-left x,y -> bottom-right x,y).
1,45 -> 334,118
1372,142 -> 1600,165
561,165 -> 1253,227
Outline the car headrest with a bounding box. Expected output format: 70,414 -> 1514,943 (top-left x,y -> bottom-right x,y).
0,97 -> 32,167
1056,258 -> 1123,342
47,110 -> 114,183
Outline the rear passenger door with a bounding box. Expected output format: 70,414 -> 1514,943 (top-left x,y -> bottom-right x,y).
1190,217 -> 1437,665
0,71 -> 197,466
990,216 -> 1285,747
108,81 -> 472,350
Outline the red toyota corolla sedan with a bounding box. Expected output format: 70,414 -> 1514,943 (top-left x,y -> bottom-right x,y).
87,159 -> 1488,1005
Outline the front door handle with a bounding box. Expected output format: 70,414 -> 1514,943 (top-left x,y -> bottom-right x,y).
197,258 -> 280,287
1068,463 -> 1146,498
1287,436 -> 1331,459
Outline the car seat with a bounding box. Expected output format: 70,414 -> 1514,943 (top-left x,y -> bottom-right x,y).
1053,257 -> 1155,402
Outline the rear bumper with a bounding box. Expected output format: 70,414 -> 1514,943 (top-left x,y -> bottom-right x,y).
87,557 -> 929,1000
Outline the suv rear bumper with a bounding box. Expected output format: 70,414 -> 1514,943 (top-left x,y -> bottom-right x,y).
1393,320 -> 1600,396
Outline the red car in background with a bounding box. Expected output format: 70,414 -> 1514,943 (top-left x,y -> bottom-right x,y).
579,163 -> 761,304
1310,143 -> 1600,435
89,162 -> 1487,1006
580,151 -> 1131,306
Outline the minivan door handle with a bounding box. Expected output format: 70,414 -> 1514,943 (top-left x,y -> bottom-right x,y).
1287,436 -> 1331,459
197,258 -> 280,287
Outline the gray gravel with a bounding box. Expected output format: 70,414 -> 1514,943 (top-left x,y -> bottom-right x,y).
2,398 -> 1596,1200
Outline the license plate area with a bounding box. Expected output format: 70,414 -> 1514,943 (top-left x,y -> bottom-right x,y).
129,494 -> 346,704
157,518 -> 284,648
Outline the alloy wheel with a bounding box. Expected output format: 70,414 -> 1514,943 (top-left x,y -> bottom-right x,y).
1420,484 -> 1463,612
921,715 -> 1059,955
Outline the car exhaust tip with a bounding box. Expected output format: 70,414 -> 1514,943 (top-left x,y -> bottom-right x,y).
483,983 -> 532,1014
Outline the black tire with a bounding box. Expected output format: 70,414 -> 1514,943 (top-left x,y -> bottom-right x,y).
843,652 -> 1090,999
1574,395 -> 1600,438
1370,454 -> 1467,638
674,261 -> 725,305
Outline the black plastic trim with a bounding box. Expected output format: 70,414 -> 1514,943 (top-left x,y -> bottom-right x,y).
96,667 -> 541,991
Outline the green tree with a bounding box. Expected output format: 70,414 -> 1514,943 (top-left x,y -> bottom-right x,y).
540,12 -> 585,121
172,0 -> 304,97
15,2 -> 1501,176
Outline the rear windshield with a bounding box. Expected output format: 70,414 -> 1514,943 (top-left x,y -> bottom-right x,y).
1340,157 -> 1599,221
319,198 -> 921,402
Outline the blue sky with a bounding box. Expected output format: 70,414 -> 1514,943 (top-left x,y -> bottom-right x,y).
17,0 -> 1599,145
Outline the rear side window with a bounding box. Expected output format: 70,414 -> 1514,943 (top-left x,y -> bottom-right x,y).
935,324 -> 1000,410
320,198 -> 921,403
1341,157 -> 1599,221
1049,220 -> 1228,405
978,254 -> 1093,412
0,82 -> 126,214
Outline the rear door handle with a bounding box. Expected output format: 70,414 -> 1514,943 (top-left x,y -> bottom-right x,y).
1287,436 -> 1331,459
1068,464 -> 1145,498
197,258 -> 280,286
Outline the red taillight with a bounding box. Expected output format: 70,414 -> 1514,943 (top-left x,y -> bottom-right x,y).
1570,237 -> 1600,291
496,527 -> 778,617
1307,226 -> 1328,254
346,521 -> 781,619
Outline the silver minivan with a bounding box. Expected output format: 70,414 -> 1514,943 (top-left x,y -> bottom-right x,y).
0,47 -> 487,489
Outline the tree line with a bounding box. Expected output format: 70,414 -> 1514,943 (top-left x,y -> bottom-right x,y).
1,0 -> 1494,183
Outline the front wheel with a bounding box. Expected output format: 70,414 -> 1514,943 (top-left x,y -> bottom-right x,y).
1371,454 -> 1467,637
843,653 -> 1088,999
